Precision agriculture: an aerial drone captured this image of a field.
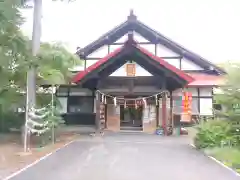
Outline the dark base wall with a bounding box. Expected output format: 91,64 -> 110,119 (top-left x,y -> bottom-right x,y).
62,113 -> 95,125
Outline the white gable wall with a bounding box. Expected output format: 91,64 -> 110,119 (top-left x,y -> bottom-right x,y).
156,44 -> 178,57
109,44 -> 122,53
115,34 -> 129,43
110,62 -> 152,76
88,45 -> 108,58
133,31 -> 149,42
181,57 -> 203,70
163,58 -> 180,69
83,32 -> 205,72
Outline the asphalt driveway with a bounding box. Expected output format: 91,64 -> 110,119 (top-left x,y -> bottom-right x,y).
7,134 -> 240,180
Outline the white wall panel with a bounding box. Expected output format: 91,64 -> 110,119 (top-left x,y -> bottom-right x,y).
200,98 -> 213,115
57,97 -> 67,114
88,45 -> 108,58
199,88 -> 212,96
133,31 -> 149,42
163,59 -> 180,69
181,57 -> 203,70
186,88 -> 198,96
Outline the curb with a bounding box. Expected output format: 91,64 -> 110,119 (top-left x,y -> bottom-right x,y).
3,140 -> 76,180
190,144 -> 240,177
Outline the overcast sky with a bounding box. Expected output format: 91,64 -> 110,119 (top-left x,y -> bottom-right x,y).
21,0 -> 240,63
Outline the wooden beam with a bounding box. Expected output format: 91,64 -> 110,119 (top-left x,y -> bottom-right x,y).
112,42 -> 153,45
197,88 -> 200,114
95,91 -> 101,132
179,57 -> 182,70
66,86 -> 71,112
162,92 -> 167,135
161,75 -> 167,90
85,57 -> 101,60
162,56 -> 182,59
107,44 -> 110,54
170,91 -> 173,128
128,78 -> 134,94
84,56 -> 182,60
100,86 -> 162,93
154,44 -> 157,56
84,58 -> 87,70
154,75 -> 164,89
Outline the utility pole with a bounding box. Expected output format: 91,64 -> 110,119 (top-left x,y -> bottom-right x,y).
24,0 -> 42,152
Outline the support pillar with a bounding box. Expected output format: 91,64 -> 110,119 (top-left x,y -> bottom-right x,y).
170,91 -> 173,128
162,93 -> 167,135
95,91 -> 101,133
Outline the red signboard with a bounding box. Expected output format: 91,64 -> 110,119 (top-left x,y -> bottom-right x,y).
182,92 -> 192,114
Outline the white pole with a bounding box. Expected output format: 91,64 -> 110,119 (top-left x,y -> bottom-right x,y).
24,0 -> 42,152
51,85 -> 55,144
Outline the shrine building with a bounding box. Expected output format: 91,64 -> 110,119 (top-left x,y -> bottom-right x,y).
56,11 -> 225,133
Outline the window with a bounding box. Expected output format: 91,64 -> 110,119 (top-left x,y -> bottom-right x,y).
57,97 -> 67,113
172,96 -> 199,115
186,88 -> 198,96
213,104 -> 222,111
191,98 -> 199,115
200,98 -> 213,115
68,96 -> 93,113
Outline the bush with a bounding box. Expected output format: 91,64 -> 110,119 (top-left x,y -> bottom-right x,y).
0,112 -> 25,132
194,120 -> 231,149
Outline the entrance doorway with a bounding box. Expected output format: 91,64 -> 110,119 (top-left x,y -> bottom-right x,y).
120,105 -> 143,130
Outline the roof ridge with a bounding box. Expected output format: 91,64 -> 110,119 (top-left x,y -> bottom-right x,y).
75,13 -> 226,74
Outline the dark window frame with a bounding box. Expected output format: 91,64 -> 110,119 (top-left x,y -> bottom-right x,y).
67,96 -> 94,113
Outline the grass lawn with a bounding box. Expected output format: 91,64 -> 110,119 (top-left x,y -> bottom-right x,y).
205,147 -> 240,173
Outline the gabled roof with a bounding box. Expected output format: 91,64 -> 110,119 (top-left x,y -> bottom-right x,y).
76,10 -> 226,75
72,39 -> 194,86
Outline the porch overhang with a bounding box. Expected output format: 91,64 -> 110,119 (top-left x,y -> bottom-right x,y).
72,39 -> 194,91
187,73 -> 225,87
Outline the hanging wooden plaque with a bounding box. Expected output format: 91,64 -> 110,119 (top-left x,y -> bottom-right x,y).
125,63 -> 136,77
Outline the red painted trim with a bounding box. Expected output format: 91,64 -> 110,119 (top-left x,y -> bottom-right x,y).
134,45 -> 194,83
72,47 -> 123,83
187,73 -> 224,86
72,40 -> 194,84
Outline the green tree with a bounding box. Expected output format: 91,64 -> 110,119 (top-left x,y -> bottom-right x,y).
37,43 -> 80,86
215,62 -> 240,146
0,0 -> 32,109
0,0 -> 81,133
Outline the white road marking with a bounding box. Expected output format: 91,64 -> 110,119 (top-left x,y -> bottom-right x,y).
209,156 -> 240,177
3,140 -> 75,180
190,143 -> 240,177
109,156 -> 120,169
85,154 -> 92,162
190,143 -> 196,148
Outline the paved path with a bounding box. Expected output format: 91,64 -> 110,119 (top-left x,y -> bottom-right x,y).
7,134 -> 240,180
